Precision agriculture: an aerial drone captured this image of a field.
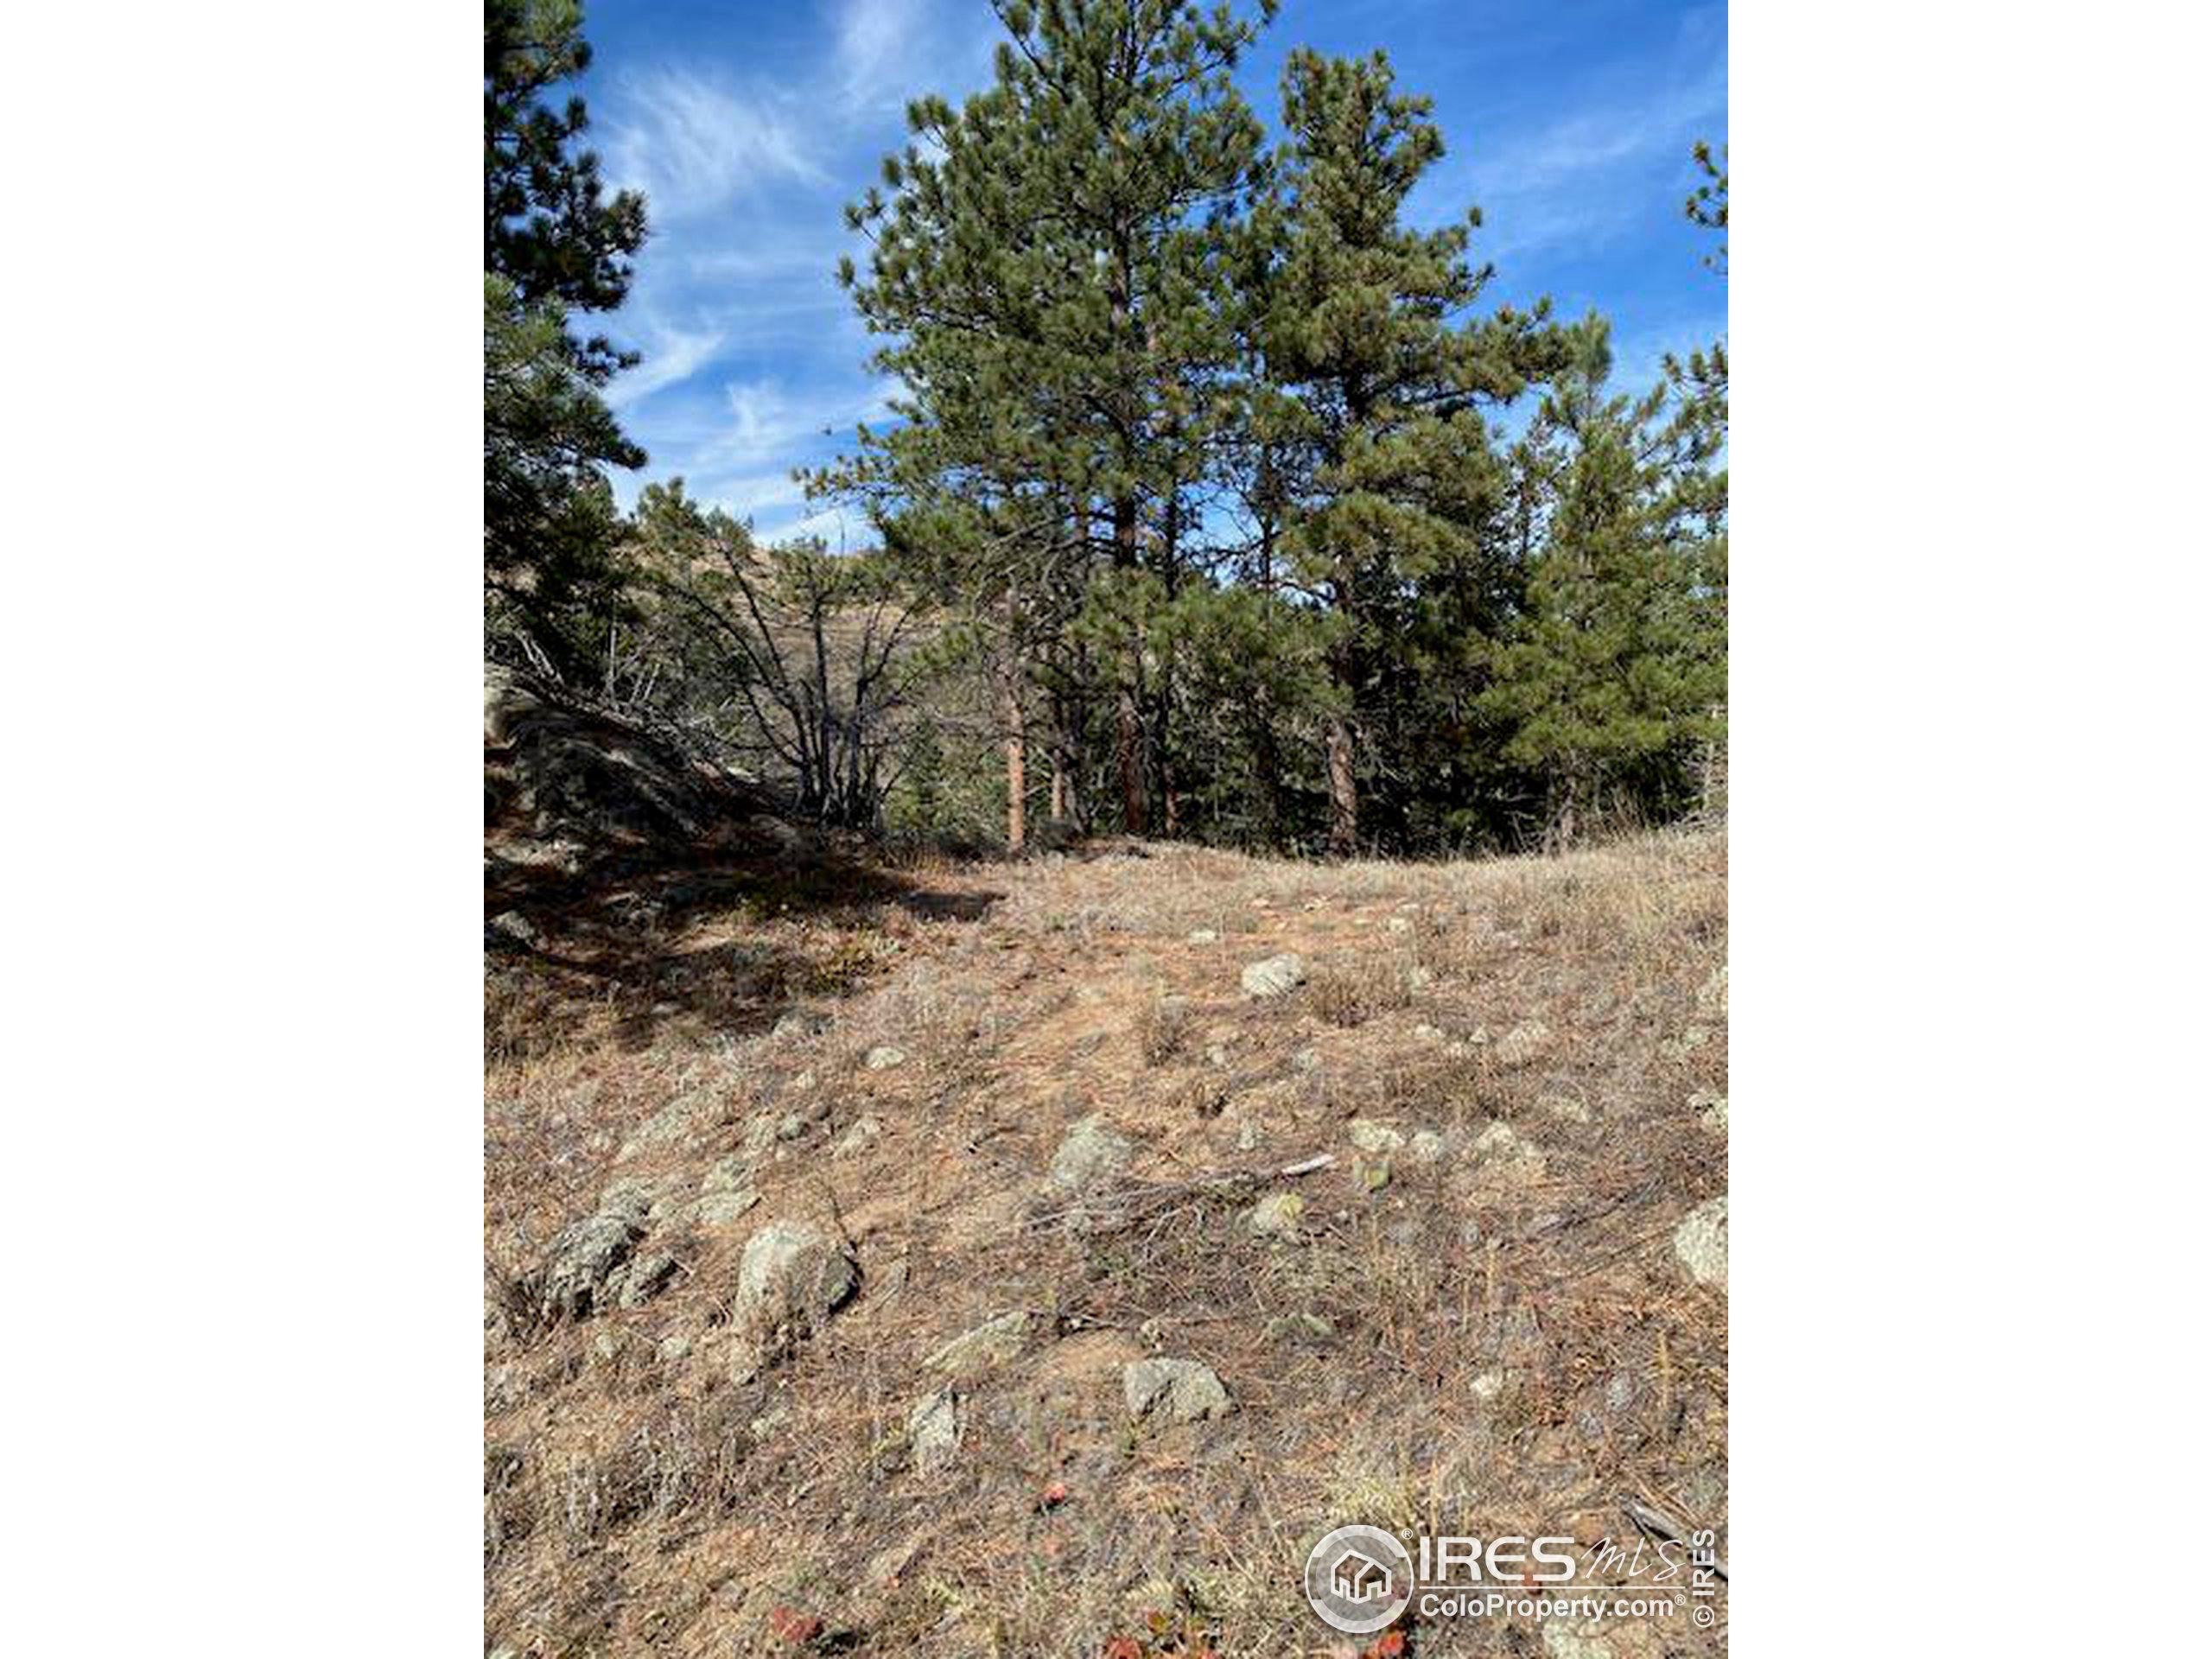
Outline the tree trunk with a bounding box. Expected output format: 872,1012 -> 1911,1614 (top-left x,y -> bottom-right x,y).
1326,714 -> 1357,857
1252,493 -> 1283,844
1050,756 -> 1068,823
1254,707 -> 1283,849
1116,678 -> 1145,835
1001,665 -> 1027,855
1112,494 -> 1147,836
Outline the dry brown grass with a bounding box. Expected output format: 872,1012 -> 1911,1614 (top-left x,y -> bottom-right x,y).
486,825 -> 1727,1657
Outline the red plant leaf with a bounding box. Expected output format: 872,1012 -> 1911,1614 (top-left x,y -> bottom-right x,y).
768,1605 -> 823,1645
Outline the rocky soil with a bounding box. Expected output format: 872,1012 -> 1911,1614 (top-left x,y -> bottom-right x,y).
485,826 -> 1728,1657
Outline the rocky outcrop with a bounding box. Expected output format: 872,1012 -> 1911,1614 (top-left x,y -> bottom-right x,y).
1123,1357 -> 1234,1423
924,1311 -> 1032,1380
485,664 -> 775,856
1674,1196 -> 1728,1288
1239,953 -> 1307,998
1047,1115 -> 1134,1194
734,1222 -> 859,1368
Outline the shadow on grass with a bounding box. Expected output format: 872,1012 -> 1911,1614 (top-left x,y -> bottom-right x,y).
484,814 -> 1003,1058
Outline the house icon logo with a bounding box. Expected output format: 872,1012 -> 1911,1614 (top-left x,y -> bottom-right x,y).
1331,1549 -> 1392,1602
1305,1525 -> 1414,1635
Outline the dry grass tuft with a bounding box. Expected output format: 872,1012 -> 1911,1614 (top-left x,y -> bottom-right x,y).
1306,960 -> 1413,1028
1135,994 -> 1194,1065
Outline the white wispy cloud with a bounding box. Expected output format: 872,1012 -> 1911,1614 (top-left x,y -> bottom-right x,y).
702,377 -> 901,466
834,0 -> 927,111
1452,45 -> 1726,262
583,4 -> 1010,540
601,67 -> 824,222
835,0 -> 1004,115
1608,315 -> 1728,396
604,315 -> 727,410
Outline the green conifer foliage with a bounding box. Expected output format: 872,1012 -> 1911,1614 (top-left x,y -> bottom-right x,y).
1262,48 -> 1562,853
830,0 -> 1278,833
484,0 -> 649,672
1480,321 -> 1726,838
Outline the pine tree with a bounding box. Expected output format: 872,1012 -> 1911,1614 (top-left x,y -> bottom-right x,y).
484,0 -> 649,671
1479,321 -> 1725,838
829,0 -> 1275,838
1262,48 -> 1560,853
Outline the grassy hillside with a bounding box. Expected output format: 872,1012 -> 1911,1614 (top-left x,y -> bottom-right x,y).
485,828 -> 1727,1657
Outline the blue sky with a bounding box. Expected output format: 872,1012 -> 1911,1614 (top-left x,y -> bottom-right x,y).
578,0 -> 1727,543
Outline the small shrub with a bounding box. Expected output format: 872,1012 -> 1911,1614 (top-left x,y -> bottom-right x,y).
804,931 -> 888,995
1137,995 -> 1193,1064
1309,963 -> 1411,1028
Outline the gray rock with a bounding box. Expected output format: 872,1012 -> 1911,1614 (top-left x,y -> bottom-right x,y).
864,1044 -> 908,1071
1412,1023 -> 1445,1041
1407,965 -> 1435,990
1543,1616 -> 1667,1659
1266,1311 -> 1335,1345
750,1404 -> 791,1440
1122,1357 -> 1235,1423
1386,916 -> 1412,934
657,1333 -> 693,1364
774,1008 -> 830,1039
701,1155 -> 754,1196
594,1179 -> 660,1228
1541,1095 -> 1593,1125
1347,1119 -> 1406,1154
539,1208 -> 643,1320
616,1090 -> 715,1162
1290,1046 -> 1323,1074
614,1250 -> 678,1309
1048,1114 -> 1135,1193
1408,1129 -> 1450,1166
1469,1122 -> 1547,1185
1657,1025 -> 1712,1064
1696,964 -> 1729,1018
1239,953 -> 1307,998
834,1115 -> 885,1157
1674,1195 -> 1728,1288
924,1310 -> 1032,1379
487,910 -> 538,948
907,1389 -> 962,1473
735,1222 -> 859,1353
1247,1191 -> 1306,1238
1690,1089 -> 1728,1131
695,1188 -> 761,1227
1187,928 -> 1219,944
1496,1020 -> 1552,1066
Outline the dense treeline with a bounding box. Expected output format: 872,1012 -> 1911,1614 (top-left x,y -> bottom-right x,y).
485,0 -> 1726,855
